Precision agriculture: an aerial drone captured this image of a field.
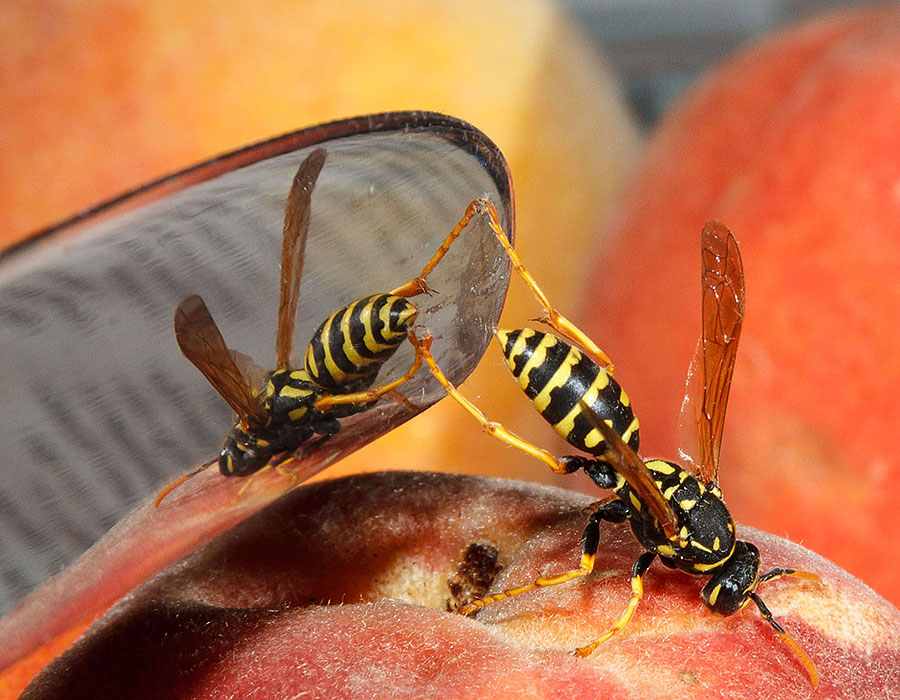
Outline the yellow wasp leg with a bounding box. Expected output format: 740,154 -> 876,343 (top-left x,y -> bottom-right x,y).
390,198 -> 494,299
459,496 -> 624,616
573,551 -> 656,657
411,331 -> 569,475
389,198 -> 613,374
460,551 -> 597,616
232,455 -> 299,501
314,334 -> 424,410
464,198 -> 615,374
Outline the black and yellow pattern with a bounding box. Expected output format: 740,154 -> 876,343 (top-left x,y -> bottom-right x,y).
414,218 -> 820,688
219,294 -> 420,477
496,328 -> 639,454
160,149 -> 508,503
625,458 -> 736,573
305,294 -> 418,392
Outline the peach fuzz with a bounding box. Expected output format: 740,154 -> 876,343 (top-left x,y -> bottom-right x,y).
571,6 -> 900,607
18,472 -> 900,699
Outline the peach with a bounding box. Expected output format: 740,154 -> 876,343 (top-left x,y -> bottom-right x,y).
577,6 -> 900,607
18,472 -> 900,698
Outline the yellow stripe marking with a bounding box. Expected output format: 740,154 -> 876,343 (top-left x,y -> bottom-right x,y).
519,335 -> 555,393
629,491 -> 642,511
288,406 -> 309,421
375,297 -> 401,345
691,559 -> 725,573
278,384 -> 312,399
307,315 -> 332,382
559,368 -> 613,447
577,373 -> 612,449
647,461 -> 676,475
532,346 -> 577,413
504,329 -> 535,383
334,304 -> 365,377
620,416 -> 639,445
363,296 -> 393,354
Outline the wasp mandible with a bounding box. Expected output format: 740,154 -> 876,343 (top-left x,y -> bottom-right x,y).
413,219 -> 820,687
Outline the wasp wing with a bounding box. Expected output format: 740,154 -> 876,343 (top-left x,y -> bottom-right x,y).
275,147 -> 328,369
581,401 -> 679,539
174,294 -> 266,425
678,220 -> 745,484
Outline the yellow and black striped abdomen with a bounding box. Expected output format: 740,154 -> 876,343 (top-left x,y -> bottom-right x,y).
304,294 -> 418,392
496,328 -> 640,454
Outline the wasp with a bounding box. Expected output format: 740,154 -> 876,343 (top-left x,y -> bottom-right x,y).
156,147 -> 496,505
413,219 -> 820,687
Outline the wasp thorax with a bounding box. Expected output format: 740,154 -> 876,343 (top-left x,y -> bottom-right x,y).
264,369 -> 317,425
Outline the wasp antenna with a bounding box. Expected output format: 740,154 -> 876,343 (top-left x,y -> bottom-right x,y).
154,458 -> 216,508
749,592 -> 819,688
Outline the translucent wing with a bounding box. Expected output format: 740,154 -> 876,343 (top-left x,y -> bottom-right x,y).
173,295 -> 266,425
275,147 -> 327,369
678,221 -> 745,484
581,401 -> 679,540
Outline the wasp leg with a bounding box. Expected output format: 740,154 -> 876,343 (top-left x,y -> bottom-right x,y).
573,550 -> 656,657
154,457 -> 217,508
458,198 -> 615,373
314,333 -> 424,411
413,331 -> 571,474
232,452 -> 306,505
384,389 -> 419,413
459,498 -> 630,616
234,460 -> 278,498
390,198 -> 497,299
749,591 -> 819,688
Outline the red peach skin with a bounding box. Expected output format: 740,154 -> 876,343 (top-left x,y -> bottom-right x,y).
581,6 -> 900,606
19,471 -> 900,699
